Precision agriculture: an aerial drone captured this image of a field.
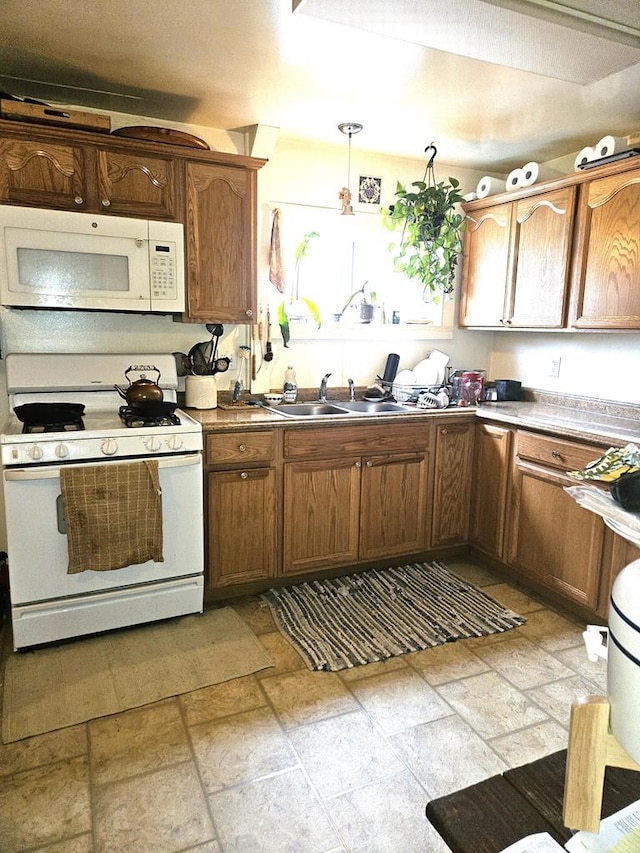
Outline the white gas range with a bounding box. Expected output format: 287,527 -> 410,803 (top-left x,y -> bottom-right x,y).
1,352 -> 204,650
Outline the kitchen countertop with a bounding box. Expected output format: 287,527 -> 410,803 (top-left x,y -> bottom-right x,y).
185,389 -> 640,447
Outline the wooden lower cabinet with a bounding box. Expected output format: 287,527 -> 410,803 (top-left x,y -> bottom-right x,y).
597,529 -> 640,619
470,423 -> 512,558
431,421 -> 474,547
205,428 -> 278,588
208,468 -> 276,586
508,431 -> 606,610
282,422 -> 433,575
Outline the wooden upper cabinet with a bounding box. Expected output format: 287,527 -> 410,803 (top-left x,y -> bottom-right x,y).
0,137 -> 87,209
96,149 -> 177,219
185,162 -> 256,323
507,186 -> 576,328
569,168 -> 640,329
459,201 -> 511,327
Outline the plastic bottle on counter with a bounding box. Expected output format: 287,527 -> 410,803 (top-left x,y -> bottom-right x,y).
283,366 -> 298,403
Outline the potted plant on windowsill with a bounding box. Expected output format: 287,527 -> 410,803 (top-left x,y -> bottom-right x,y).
383,144 -> 467,302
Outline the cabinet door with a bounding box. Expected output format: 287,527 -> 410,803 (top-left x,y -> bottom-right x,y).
186,162 -> 256,323
507,187 -> 576,328
360,451 -> 429,560
470,423 -> 512,558
96,149 -> 177,218
283,457 -> 360,574
570,169 -> 640,328
431,423 -> 474,547
207,468 -> 276,587
508,458 -> 603,609
459,202 -> 511,327
0,137 -> 87,209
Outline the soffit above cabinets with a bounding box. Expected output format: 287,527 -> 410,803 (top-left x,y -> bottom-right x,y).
293,0 -> 640,84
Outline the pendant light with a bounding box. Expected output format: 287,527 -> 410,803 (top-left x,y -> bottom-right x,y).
338,122 -> 363,215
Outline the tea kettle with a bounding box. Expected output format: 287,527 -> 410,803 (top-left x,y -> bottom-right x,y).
114,365 -> 163,405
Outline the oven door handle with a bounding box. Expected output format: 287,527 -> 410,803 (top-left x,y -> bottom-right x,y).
4,453 -> 201,480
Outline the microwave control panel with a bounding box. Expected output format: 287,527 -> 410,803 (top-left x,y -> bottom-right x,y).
150,242 -> 178,301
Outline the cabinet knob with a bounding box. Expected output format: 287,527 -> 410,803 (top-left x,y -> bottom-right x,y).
366,460 -> 373,467
238,444 -> 247,452
101,198 -> 111,207
441,428 -> 449,435
240,472 -> 248,479
245,309 -> 253,318
74,196 -> 84,205
551,450 -> 563,459
355,461 -> 362,468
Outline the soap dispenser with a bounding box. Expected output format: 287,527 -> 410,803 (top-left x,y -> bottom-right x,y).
283,366 -> 298,403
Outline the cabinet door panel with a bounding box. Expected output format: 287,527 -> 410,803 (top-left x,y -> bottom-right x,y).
0,138 -> 86,209
509,460 -> 603,608
432,424 -> 474,547
97,149 -> 176,218
186,162 -> 255,323
360,452 -> 428,560
597,529 -> 640,619
459,203 -> 511,327
470,424 -> 512,558
208,468 -> 276,587
508,187 -> 575,327
571,170 -> 640,328
283,458 -> 360,574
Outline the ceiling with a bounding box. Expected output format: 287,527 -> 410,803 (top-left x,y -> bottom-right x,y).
1,0 -> 639,171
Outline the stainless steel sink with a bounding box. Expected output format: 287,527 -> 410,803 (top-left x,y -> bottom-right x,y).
273,403 -> 353,417
338,401 -> 410,414
270,400 -> 415,418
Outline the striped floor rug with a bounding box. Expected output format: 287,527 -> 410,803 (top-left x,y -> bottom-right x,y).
262,561 -> 526,672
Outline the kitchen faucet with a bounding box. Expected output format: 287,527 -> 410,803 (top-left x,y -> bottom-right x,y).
319,373 -> 331,401
348,378 -> 355,401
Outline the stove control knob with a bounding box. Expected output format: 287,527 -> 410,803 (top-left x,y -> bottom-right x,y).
145,436 -> 161,452
101,438 -> 119,456
166,434 -> 184,451
55,443 -> 70,459
28,444 -> 43,461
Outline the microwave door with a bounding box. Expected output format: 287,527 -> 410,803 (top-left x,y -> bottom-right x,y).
2,225 -> 151,311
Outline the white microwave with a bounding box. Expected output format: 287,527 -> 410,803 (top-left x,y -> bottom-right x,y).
0,205 -> 185,313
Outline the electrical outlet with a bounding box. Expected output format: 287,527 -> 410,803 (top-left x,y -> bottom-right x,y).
549,356 -> 561,378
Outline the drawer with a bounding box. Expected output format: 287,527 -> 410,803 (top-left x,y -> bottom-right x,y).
284,422 -> 432,460
206,429 -> 275,465
515,430 -> 604,473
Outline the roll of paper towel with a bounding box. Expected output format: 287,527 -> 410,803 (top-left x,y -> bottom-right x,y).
574,147 -> 595,170
516,162 -> 561,187
593,135 -> 628,159
476,176 -> 507,198
506,168 -> 522,190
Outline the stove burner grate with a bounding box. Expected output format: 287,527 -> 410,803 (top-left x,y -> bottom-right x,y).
119,406 -> 181,428
22,418 -> 85,434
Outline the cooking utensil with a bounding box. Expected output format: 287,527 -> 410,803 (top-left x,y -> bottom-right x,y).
14,402 -> 85,425
264,308 -> 274,362
114,366 -> 163,405
126,400 -> 179,418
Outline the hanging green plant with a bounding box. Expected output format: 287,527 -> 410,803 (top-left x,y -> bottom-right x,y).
278,230 -> 322,347
383,144 -> 467,302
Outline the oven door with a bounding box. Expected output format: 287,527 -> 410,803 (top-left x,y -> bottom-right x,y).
3,453 -> 203,645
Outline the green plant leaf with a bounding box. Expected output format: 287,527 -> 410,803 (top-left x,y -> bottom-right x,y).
300,297 -> 322,328
277,302 -> 290,347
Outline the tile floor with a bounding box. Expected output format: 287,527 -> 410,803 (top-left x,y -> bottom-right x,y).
0,558 -> 607,853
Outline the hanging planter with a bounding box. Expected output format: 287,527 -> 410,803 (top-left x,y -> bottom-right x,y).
383,144 -> 467,302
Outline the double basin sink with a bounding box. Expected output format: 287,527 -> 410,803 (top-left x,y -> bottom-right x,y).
270,400 -> 416,418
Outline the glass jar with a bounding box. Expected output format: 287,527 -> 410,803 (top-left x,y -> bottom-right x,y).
460,372 -> 485,406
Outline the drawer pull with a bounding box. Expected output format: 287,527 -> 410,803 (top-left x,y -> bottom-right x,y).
551,450 -> 563,459
240,471 -> 248,479
238,444 -> 247,452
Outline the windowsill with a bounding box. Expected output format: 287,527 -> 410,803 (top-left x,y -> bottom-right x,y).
282,321 -> 454,342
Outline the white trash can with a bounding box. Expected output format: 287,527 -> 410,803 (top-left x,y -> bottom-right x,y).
608,558 -> 640,763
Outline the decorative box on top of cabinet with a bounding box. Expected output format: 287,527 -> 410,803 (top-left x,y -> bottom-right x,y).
459,185 -> 576,329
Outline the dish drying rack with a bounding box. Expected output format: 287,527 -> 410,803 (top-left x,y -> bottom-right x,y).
382,380 -> 445,404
